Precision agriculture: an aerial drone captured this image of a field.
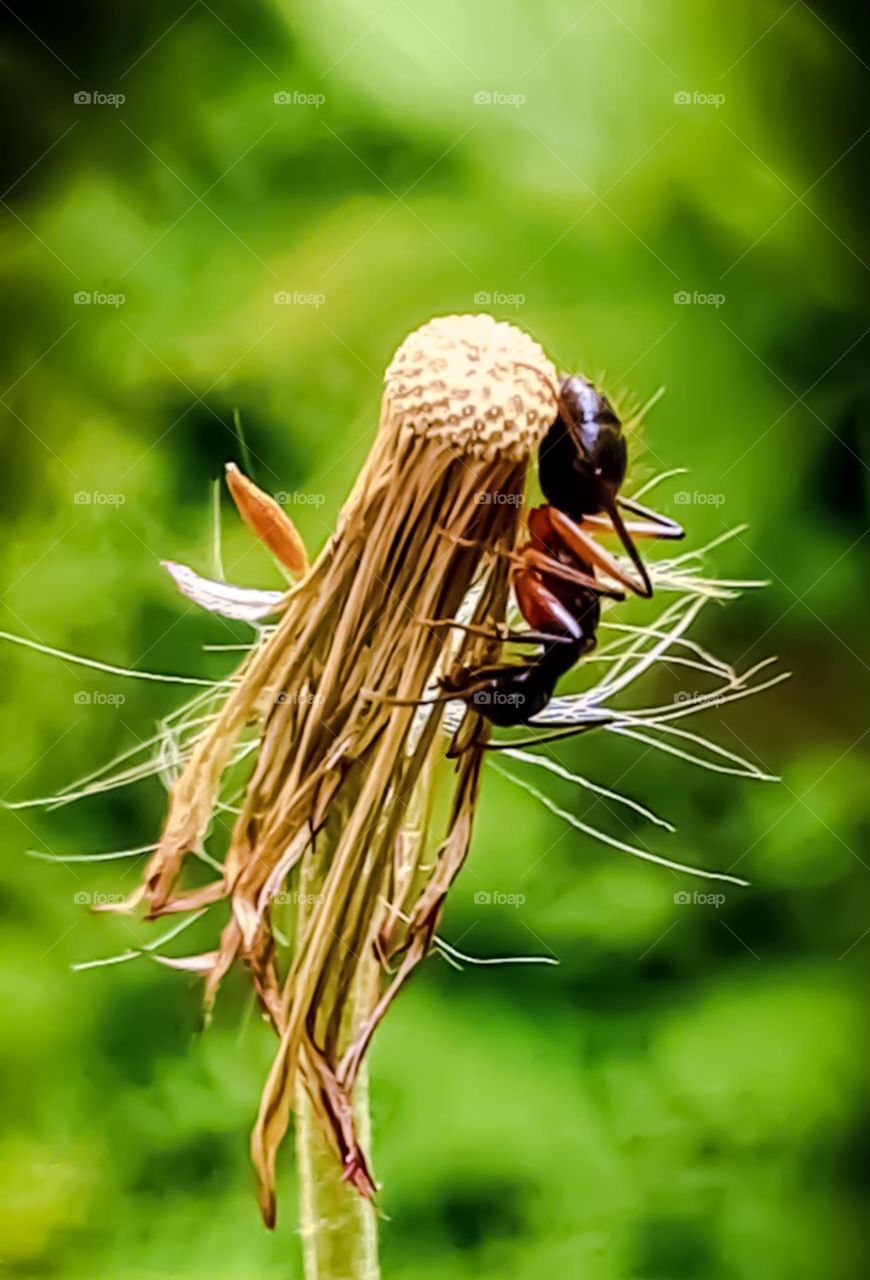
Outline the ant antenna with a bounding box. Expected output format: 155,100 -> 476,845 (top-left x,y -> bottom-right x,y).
601,494 -> 653,597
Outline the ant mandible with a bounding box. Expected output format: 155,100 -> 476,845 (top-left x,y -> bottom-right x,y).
440,375 -> 684,742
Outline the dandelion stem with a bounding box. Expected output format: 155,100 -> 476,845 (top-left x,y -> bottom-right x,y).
296,1064 -> 379,1280
295,859 -> 380,1280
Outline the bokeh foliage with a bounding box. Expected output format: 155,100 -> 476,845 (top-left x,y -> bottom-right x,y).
0,2 -> 868,1277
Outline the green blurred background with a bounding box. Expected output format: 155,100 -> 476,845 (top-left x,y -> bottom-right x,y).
1,2 -> 868,1277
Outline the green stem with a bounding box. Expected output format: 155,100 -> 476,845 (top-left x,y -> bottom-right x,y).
294,843 -> 380,1280
296,1062 -> 379,1280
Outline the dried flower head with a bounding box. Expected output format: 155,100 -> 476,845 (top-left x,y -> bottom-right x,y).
114,313 -> 559,1224
3,313 -> 785,1243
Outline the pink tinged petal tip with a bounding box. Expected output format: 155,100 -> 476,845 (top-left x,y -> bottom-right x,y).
162,561 -> 285,622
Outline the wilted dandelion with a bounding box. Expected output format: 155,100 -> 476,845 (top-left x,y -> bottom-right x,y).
3,313 -> 785,1278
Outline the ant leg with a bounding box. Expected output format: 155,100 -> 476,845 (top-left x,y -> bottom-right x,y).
617,496 -> 684,538
436,528 -> 483,550
439,523 -> 658,594
225,463 -> 308,576
446,714 -> 486,759
419,617 -> 517,644
479,713 -> 616,751
419,618 -> 574,647
522,548 -> 625,600
361,687 -> 468,708
362,661 -> 535,708
442,658 -> 537,690
514,571 -> 592,646
582,511 -> 684,540
546,508 -> 653,598
419,617 -> 504,639
498,628 -> 576,647
436,528 -> 522,560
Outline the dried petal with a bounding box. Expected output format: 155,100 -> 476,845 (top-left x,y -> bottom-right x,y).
150,950 -> 220,974
162,559 -> 284,622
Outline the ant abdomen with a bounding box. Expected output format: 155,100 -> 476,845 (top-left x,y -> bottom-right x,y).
470,670 -> 553,727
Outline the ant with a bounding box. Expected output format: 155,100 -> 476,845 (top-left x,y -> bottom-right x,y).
439,375 -> 684,745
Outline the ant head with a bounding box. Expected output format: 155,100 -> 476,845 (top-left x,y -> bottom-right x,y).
557,375 -> 627,511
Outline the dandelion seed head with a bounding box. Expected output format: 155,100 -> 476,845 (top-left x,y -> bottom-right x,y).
384,313 -> 558,459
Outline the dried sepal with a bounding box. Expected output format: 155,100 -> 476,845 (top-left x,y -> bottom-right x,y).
225,461 -> 309,577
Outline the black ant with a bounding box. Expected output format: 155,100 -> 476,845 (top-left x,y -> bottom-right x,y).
439,375 -> 684,744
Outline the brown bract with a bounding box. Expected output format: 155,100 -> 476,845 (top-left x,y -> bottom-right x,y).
108,313 -> 558,1225
225,461 -> 309,578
